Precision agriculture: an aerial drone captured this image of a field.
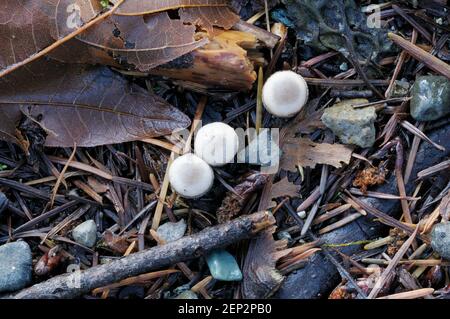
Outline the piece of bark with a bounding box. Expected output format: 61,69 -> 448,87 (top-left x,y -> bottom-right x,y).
242,226 -> 290,298
4,211 -> 274,299
275,124 -> 450,299
149,29 -> 258,91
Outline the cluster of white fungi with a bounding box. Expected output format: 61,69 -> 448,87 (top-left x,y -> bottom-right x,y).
169,71 -> 309,198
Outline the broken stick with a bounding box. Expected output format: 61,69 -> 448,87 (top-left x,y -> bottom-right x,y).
5,211 -> 274,299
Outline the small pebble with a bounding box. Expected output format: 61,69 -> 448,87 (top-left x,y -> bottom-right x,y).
339,62 -> 348,72
173,283 -> 190,295
206,249 -> 243,281
321,99 -> 377,148
175,290 -> 198,299
410,76 -> 450,121
298,211 -> 307,219
431,223 -> 450,260
391,79 -> 410,98
0,241 -> 32,293
72,220 -> 97,247
156,219 -> 187,243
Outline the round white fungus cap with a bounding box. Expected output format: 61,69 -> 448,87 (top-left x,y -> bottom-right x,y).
262,70 -> 309,118
169,153 -> 214,199
194,122 -> 239,166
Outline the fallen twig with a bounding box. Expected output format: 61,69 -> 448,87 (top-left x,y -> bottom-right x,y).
5,211 -> 274,299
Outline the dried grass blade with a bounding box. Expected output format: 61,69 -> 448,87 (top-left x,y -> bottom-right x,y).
48,156 -> 112,180
388,33 -> 450,79
400,121 -> 445,151
377,288 -> 434,299
417,160 -> 450,179
50,145 -> 77,207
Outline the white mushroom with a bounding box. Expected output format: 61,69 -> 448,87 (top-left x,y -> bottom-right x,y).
169,153 -> 214,199
194,122 -> 239,166
262,70 -> 309,118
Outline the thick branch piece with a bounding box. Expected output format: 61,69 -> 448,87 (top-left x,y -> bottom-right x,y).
4,211 -> 275,299
149,29 -> 258,91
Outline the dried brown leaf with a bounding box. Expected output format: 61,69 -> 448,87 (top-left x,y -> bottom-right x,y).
87,177 -> 109,194
280,137 -> 353,171
0,60 -> 190,147
116,0 -> 229,16
115,0 -> 239,34
0,0 -> 114,77
75,13 -> 209,72
179,6 -> 239,34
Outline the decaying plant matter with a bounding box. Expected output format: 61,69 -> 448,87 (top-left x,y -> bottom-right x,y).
0,0 -> 263,148
217,172 -> 270,223
0,0 -> 449,301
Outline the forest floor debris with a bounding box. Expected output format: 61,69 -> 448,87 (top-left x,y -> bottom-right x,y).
0,0 -> 449,300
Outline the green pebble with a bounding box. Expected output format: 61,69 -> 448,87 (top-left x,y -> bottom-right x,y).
206,249 -> 242,281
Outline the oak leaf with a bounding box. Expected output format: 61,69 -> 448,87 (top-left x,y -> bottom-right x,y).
281,137 -> 353,171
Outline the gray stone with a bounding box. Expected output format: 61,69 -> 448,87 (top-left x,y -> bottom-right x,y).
431,223 -> 450,260
321,99 -> 377,148
156,219 -> 186,243
0,241 -> 32,293
72,220 -> 97,247
206,249 -> 242,281
391,79 -> 410,98
410,76 -> 450,121
175,290 -> 198,299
